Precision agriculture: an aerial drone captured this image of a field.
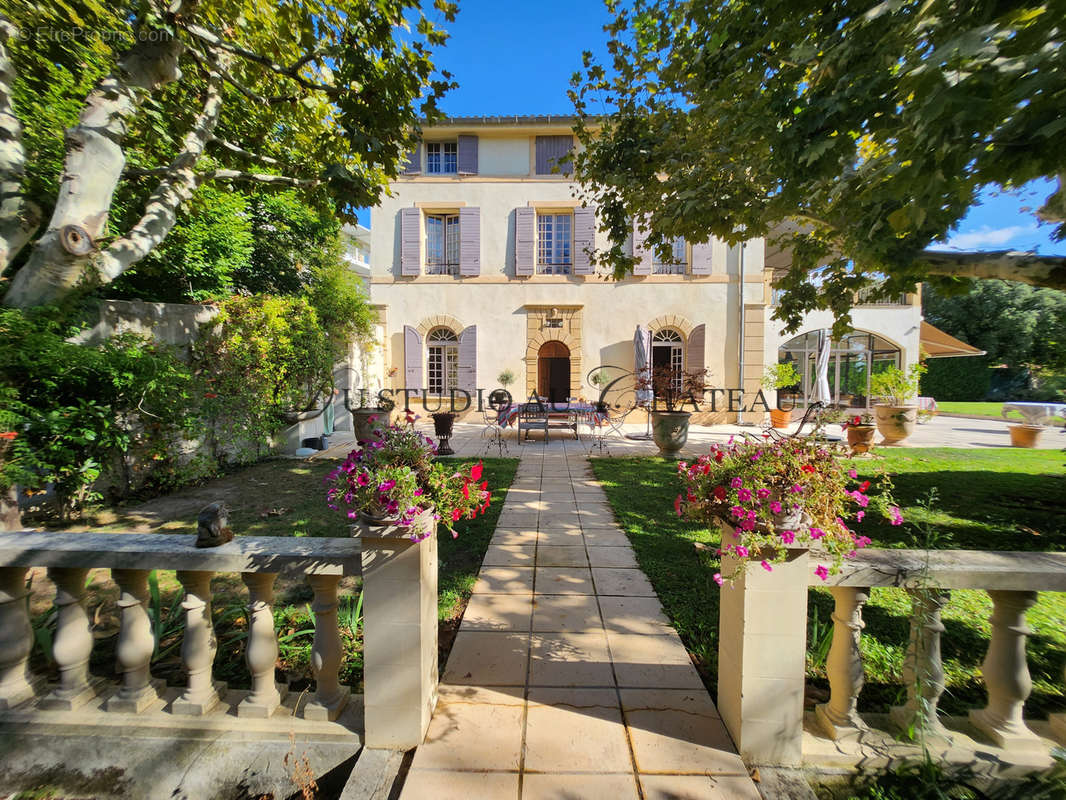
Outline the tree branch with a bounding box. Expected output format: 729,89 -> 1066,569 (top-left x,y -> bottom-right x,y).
919,249 -> 1066,291
95,62 -> 226,284
3,6 -> 191,307
207,169 -> 317,188
0,18 -> 41,271
182,23 -> 339,94
210,138 -> 280,166
185,45 -> 296,105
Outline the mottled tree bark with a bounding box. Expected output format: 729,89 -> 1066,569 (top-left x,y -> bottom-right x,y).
0,19 -> 40,272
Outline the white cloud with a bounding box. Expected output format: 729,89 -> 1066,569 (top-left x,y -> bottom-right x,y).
929,225 -> 1037,251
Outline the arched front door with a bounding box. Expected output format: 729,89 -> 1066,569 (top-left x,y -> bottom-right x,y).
537,341 -> 570,403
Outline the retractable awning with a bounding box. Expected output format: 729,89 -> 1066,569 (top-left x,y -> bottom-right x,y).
920,321 -> 986,358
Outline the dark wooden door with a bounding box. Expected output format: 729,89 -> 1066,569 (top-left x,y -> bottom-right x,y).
548,358 -> 570,403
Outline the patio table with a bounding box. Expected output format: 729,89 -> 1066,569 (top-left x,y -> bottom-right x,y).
1001,401 -> 1066,426
498,402 -> 605,437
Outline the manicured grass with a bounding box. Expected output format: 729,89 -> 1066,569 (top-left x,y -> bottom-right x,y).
30,457 -> 518,692
937,401 -> 1066,426
591,450 -> 1066,717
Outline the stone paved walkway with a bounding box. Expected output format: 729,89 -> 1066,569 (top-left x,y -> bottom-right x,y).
399,438 -> 761,800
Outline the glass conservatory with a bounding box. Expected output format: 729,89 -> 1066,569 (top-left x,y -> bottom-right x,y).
777,330 -> 901,408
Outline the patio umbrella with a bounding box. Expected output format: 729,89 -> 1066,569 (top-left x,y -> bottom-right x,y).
633,325 -> 653,406
811,329 -> 833,406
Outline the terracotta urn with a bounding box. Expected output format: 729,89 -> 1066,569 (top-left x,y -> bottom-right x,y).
846,425 -> 877,454
1008,424 -> 1043,448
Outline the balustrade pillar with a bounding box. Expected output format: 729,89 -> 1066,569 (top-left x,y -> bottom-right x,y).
0,566 -> 41,709
969,590 -> 1043,751
237,572 -> 287,718
172,570 -> 225,715
105,569 -> 163,713
302,573 -> 350,721
40,567 -> 98,710
815,586 -> 870,739
890,589 -> 951,741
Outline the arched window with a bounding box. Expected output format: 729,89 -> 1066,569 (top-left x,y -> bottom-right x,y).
778,330 -> 901,408
427,327 -> 459,395
652,328 -> 685,393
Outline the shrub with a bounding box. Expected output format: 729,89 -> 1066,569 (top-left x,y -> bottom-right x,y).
919,357 -> 991,401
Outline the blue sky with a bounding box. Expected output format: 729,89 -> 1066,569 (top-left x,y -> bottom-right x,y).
359,0 -> 1063,256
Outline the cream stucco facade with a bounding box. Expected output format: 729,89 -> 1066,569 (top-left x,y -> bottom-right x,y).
367,116 -> 922,419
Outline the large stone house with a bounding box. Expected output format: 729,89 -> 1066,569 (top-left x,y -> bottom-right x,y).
367,115 -> 925,419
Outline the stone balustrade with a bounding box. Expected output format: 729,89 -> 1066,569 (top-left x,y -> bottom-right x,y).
0,531 -> 365,727
718,545 -> 1066,767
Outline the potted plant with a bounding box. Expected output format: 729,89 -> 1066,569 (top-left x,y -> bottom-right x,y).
841,412 -> 877,454
497,369 -> 516,392
343,367 -> 398,445
761,363 -> 801,428
636,365 -> 709,458
325,418 -> 490,541
1008,424 -> 1044,448
869,364 -> 926,444
674,437 -> 900,583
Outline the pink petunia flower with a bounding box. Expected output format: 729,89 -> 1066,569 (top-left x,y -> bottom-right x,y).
713,573 -> 724,586
848,469 -> 858,479
814,565 -> 829,581
780,529 -> 796,544
730,477 -> 744,489
737,488 -> 752,502
761,560 -> 773,572
770,501 -> 782,514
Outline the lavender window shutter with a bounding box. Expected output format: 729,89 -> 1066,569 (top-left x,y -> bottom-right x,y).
686,324 -> 706,399
515,207 -> 535,276
457,135 -> 478,174
535,135 -> 574,175
632,217 -> 652,276
400,207 -> 421,276
404,325 -> 423,391
459,207 -> 480,276
573,207 -> 596,275
401,143 -> 421,175
690,239 -> 714,275
457,325 -> 477,395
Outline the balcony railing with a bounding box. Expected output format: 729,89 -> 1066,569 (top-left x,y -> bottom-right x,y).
717,538 -> 1066,768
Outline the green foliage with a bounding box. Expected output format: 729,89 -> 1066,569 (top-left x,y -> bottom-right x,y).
1,0 -> 457,301
870,364 -> 926,405
922,281 -> 1066,370
920,357 -> 992,402
761,361 -> 801,391
305,251 -> 375,356
195,295 -> 334,463
570,1 -> 1066,333
0,307 -> 195,516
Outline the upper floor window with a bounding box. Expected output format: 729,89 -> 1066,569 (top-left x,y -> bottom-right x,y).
537,213 -> 572,274
425,213 -> 459,274
426,141 -> 458,174
653,236 -> 687,274
427,327 -> 459,394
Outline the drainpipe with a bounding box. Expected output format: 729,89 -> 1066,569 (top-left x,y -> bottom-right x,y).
736,241 -> 747,425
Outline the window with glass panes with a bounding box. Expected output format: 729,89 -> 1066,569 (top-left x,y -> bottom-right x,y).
427,328 -> 459,394
537,213 -> 572,274
652,329 -> 684,394
426,142 -> 457,174
425,214 -> 459,274
653,236 -> 687,274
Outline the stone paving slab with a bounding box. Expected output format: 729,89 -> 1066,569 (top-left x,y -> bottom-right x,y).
399,436 -> 757,799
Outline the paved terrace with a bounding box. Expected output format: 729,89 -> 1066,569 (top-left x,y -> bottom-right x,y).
398,437 -> 760,800
317,411 -> 1066,462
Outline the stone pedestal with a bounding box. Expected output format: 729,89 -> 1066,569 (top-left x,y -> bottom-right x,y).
717,542 -> 809,766
358,512 -> 438,749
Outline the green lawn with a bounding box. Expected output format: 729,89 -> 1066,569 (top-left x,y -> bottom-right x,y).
34,456 -> 519,693
590,450 -> 1066,717
937,401 -> 1066,426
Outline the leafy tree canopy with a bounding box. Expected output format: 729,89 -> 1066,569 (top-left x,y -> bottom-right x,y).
570,0 -> 1066,334
0,0 -> 454,307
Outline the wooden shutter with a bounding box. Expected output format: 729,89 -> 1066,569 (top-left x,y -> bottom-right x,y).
459,207 -> 480,276
404,325 -> 423,391
400,207 -> 421,276
535,135 -> 574,175
632,217 -> 652,276
573,207 -> 596,275
691,239 -> 714,275
686,324 -> 706,399
515,207 -> 535,276
457,134 -> 478,175
458,325 -> 477,395
401,143 -> 421,175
